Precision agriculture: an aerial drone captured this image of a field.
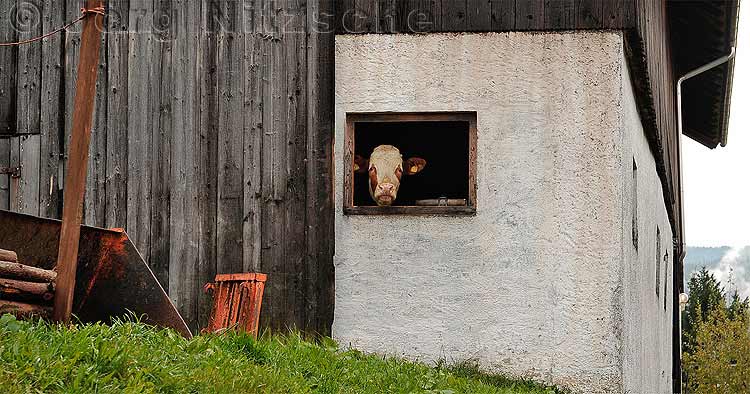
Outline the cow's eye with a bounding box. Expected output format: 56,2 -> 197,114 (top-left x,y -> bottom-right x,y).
395,167 -> 403,180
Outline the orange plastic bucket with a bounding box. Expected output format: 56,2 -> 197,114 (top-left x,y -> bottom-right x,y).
203,273 -> 267,337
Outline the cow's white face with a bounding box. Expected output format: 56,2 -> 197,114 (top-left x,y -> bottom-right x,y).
354,145 -> 426,206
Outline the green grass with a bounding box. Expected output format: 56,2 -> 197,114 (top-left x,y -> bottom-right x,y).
0,314 -> 560,394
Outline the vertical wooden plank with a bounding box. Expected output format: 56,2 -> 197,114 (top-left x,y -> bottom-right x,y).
284,0 -> 308,330
39,0 -> 64,219
105,0 -> 129,228
378,0 -> 397,33
84,22 -> 108,227
441,0 -> 466,31
306,0 -> 335,335
466,0 -> 492,32
127,0 -> 154,259
515,0 -> 544,30
0,0 -> 18,134
544,0 -> 575,29
490,0 -> 515,31
399,0 -> 430,33
63,0 -> 81,217
170,0 -> 202,333
259,0 -> 286,331
602,0 -> 626,29
335,0 -> 350,33
16,0 -> 42,136
621,0 -> 635,28
417,0 -> 442,33
270,0 -> 288,328
162,0 -> 202,331
10,135 -> 40,214
575,0 -> 603,29
9,138 -> 19,210
0,138 -> 9,210
354,0 -> 377,33
394,0 -> 410,33
243,0 -> 263,274
150,0 -> 173,288
197,0 -> 219,330
216,0 -> 244,275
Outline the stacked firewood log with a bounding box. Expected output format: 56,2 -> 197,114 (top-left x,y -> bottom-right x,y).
0,248 -> 56,319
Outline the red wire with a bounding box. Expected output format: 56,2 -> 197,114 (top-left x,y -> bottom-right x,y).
0,6 -> 105,48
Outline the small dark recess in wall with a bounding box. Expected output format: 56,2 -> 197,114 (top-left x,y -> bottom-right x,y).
632,159 -> 638,250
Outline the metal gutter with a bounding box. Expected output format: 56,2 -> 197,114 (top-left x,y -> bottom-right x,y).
674,47 -> 736,390
676,46 -> 736,253
677,47 -> 736,148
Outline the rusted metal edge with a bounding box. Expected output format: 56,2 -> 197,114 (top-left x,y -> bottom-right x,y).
0,166 -> 21,178
214,273 -> 268,282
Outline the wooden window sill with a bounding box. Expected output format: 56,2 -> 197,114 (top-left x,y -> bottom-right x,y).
343,206 -> 476,216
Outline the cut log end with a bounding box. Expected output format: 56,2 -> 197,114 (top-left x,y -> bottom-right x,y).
0,249 -> 18,263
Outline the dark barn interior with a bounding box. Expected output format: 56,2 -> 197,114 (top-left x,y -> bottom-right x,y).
353,121 -> 470,206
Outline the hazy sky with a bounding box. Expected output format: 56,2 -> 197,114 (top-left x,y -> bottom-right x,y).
683,6 -> 748,248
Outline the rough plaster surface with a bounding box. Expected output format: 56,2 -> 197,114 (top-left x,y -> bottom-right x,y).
620,54 -> 674,394
333,32 -> 673,393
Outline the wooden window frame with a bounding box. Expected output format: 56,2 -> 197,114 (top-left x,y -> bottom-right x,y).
343,112 -> 477,216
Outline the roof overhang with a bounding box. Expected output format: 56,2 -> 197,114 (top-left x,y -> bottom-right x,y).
668,0 -> 741,148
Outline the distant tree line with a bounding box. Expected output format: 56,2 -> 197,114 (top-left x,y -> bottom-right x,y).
682,267 -> 749,393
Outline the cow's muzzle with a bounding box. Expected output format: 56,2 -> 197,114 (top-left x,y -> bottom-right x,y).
374,183 -> 396,206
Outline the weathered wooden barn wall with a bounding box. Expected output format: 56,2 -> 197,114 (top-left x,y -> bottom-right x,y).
335,0 -> 682,250
0,0 -> 335,334
629,0 -> 682,259
335,0 -> 636,33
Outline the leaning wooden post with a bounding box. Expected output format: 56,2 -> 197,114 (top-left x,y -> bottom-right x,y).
53,0 -> 105,324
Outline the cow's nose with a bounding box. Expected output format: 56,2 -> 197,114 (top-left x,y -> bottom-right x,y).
380,183 -> 394,193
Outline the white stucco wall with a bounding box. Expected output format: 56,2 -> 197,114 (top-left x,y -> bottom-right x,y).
620,52 -> 675,394
333,32 -> 674,393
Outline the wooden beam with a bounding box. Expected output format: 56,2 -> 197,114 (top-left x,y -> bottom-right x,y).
53,0 -> 105,324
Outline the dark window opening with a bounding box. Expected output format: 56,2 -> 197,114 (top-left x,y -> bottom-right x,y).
656,227 -> 661,297
632,159 -> 638,250
354,121 -> 469,206
664,252 -> 669,310
344,112 -> 477,215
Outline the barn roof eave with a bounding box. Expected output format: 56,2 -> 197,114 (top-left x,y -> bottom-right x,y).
669,0 -> 741,149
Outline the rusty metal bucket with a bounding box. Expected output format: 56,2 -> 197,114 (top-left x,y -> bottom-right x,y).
204,273 -> 267,337
0,210 -> 191,337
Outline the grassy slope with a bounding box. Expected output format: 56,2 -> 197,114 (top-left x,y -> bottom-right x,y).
0,315 -> 560,394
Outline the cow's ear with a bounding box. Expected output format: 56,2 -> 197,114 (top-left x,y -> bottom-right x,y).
404,157 -> 427,175
354,155 -> 369,174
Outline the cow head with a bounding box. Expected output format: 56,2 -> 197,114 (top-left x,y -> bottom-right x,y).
354,145 -> 426,206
